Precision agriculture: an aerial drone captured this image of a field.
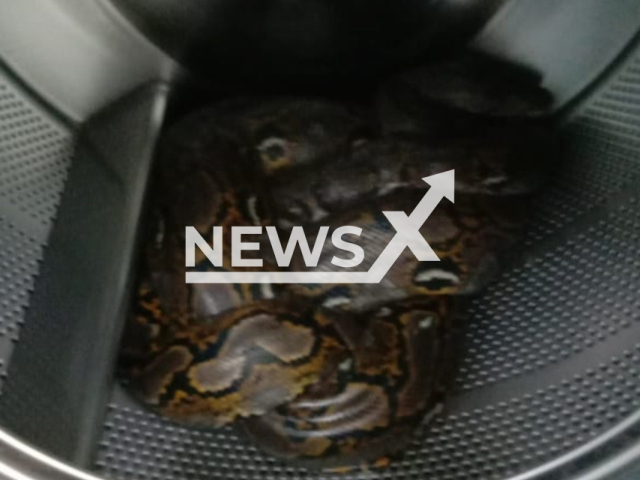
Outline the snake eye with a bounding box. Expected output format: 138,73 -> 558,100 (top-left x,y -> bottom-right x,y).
257,137 -> 291,172
260,138 -> 287,161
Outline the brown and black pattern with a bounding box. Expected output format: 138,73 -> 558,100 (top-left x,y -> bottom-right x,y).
159,96 -> 371,177
284,191 -> 528,313
126,299 -> 349,427
239,297 -> 454,469
268,130 -> 552,230
119,53 -> 552,471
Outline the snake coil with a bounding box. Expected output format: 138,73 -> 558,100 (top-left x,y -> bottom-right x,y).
119,52 -> 554,469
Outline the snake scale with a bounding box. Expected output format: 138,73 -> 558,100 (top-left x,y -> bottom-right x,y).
119,52 -> 554,470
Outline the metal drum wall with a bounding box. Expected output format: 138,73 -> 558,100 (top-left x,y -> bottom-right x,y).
0,1 -> 637,480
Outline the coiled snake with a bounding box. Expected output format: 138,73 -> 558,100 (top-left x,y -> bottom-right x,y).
119,52 -> 554,469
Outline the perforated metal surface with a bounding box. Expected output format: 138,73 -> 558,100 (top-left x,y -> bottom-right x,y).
0,218 -> 41,338
0,73 -> 73,235
0,84 -> 167,466
92,38 -> 640,480
0,64 -> 73,392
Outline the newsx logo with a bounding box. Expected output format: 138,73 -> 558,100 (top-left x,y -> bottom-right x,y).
185,170 -> 455,285
187,223 -> 365,269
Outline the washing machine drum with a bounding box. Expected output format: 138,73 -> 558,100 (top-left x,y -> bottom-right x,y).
0,1 -> 640,480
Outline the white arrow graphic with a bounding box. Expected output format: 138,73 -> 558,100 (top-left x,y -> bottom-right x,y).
367,169 -> 455,282
186,170 -> 455,284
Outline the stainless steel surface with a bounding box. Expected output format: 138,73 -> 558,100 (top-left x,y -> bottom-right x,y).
0,2 -> 638,480
108,0 -> 505,93
0,77 -> 168,466
472,0 -> 640,109
0,60 -> 75,399
0,0 -> 177,122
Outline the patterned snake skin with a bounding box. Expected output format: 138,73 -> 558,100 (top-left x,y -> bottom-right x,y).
118,52 -> 554,470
